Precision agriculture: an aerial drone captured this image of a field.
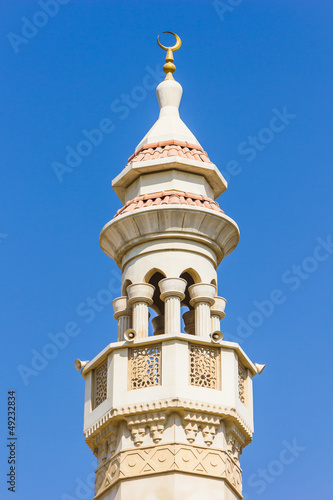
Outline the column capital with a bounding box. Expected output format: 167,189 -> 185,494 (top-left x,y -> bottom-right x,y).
158,277 -> 187,301
112,296 -> 132,320
188,283 -> 216,307
211,296 -> 227,319
127,283 -> 155,307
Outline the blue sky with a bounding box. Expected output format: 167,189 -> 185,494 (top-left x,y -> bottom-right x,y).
0,1 -> 332,499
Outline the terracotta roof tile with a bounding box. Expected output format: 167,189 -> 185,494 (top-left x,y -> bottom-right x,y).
114,191 -> 224,218
170,195 -> 181,204
126,140 -> 212,166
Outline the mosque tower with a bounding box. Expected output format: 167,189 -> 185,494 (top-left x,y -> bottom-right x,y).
76,32 -> 265,500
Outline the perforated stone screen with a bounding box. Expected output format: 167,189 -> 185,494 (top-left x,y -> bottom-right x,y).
94,359 -> 108,408
129,345 -> 161,390
189,344 -> 220,389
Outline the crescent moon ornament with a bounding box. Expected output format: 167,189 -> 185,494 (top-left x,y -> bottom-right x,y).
157,31 -> 182,52
157,31 -> 182,81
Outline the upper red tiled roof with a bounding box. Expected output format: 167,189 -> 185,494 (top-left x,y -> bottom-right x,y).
114,190 -> 224,218
127,140 -> 211,165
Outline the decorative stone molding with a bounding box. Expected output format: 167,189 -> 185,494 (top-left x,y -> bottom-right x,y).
128,344 -> 161,390
183,411 -> 220,446
189,343 -> 220,389
99,205 -> 240,268
112,296 -> 132,341
84,397 -> 253,451
93,359 -> 108,409
127,412 -> 166,446
225,423 -> 246,464
94,443 -> 242,498
238,362 -> 247,405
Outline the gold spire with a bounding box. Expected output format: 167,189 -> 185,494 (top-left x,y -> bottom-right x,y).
157,31 -> 182,80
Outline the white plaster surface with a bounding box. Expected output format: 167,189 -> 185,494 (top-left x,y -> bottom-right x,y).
98,472 -> 240,500
112,157 -> 228,203
136,79 -> 201,150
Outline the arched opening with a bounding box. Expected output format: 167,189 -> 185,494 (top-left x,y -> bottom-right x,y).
122,279 -> 132,296
180,270 -> 200,335
210,278 -> 217,295
146,270 -> 166,336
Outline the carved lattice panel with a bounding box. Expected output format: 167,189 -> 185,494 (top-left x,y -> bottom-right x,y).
238,362 -> 247,404
94,359 -> 108,408
189,344 -> 220,389
129,345 -> 161,390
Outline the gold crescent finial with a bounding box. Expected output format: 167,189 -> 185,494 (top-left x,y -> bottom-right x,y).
157,31 -> 182,80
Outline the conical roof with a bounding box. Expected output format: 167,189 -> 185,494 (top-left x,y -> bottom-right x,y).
136,78 -> 201,151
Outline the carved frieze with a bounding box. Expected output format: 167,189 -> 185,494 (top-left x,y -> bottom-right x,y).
182,411 -> 220,446
84,397 -> 253,450
127,411 -> 166,446
94,443 -> 243,498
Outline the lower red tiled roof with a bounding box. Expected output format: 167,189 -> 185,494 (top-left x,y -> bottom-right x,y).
114,190 -> 224,218
127,140 -> 211,165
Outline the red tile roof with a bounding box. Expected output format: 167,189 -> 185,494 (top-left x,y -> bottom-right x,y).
127,140 -> 211,165
114,190 -> 224,218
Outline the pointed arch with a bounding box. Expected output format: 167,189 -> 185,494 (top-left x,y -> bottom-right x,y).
122,279 -> 132,296
180,268 -> 201,284
145,270 -> 166,315
144,268 -> 166,284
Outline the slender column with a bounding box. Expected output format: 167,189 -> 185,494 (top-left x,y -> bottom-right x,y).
112,297 -> 132,341
159,278 -> 186,335
211,296 -> 227,333
189,283 -> 216,339
127,283 -> 155,338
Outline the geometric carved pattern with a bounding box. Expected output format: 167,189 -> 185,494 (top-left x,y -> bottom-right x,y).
238,362 -> 247,404
129,345 -> 161,390
94,359 -> 107,408
226,422 -> 246,464
94,443 -> 242,498
127,412 -> 166,446
182,411 -> 220,446
189,344 -> 220,389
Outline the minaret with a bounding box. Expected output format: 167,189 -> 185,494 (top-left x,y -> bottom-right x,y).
76,32 -> 264,500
